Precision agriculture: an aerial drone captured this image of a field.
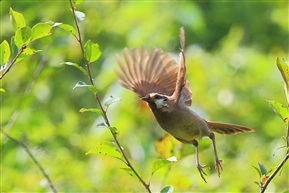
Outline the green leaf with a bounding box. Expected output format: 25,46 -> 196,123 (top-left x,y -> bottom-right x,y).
54,23 -> 76,36
74,11 -> 85,22
160,186 -> 174,193
84,40 -> 101,63
109,127 -> 119,136
73,0 -> 84,5
152,156 -> 177,174
277,58 -> 289,91
73,81 -> 99,94
0,40 -> 10,66
96,122 -> 107,128
14,26 -> 31,48
30,23 -> 52,42
122,168 -> 137,178
79,108 -> 104,117
10,36 -> 18,58
63,62 -> 87,75
283,189 -> 289,193
258,162 -> 267,176
252,165 -> 261,177
0,88 -> 5,93
267,100 -> 288,124
277,58 -> 289,103
9,8 -> 26,30
104,96 -> 122,109
16,47 -> 39,63
86,141 -> 123,161
73,81 -> 88,89
254,181 -> 260,187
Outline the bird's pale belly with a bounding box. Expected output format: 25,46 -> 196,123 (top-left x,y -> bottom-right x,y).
152,107 -> 211,144
161,121 -> 204,143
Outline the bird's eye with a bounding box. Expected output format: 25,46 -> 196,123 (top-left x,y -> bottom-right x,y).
154,94 -> 162,99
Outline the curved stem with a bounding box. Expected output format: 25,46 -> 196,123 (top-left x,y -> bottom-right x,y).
260,122 -> 289,193
69,1 -> 151,192
2,130 -> 57,193
0,44 -> 26,80
260,152 -> 289,193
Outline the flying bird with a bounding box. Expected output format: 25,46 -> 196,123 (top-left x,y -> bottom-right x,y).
115,27 -> 254,182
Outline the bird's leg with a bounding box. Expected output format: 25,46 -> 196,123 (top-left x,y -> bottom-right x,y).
209,132 -> 223,177
192,140 -> 209,183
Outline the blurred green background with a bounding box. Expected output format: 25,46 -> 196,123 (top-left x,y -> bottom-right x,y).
1,1 -> 288,192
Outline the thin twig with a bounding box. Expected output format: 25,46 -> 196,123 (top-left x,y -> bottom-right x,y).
1,47 -> 57,192
285,123 -> 289,150
68,1 -> 151,192
1,130 -> 57,193
260,152 -> 289,193
0,44 -> 26,80
260,117 -> 289,192
3,50 -> 48,134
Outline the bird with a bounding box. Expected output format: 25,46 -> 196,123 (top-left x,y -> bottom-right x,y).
114,27 -> 254,182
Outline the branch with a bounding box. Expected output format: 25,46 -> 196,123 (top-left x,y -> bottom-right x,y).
285,120 -> 289,148
68,1 -> 151,192
1,48 -> 56,191
3,49 -> 48,134
0,44 -> 26,80
260,115 -> 289,192
260,152 -> 289,193
1,130 -> 57,193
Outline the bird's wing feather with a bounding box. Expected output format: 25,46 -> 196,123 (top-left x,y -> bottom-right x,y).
115,46 -> 192,104
207,121 -> 254,135
171,27 -> 186,103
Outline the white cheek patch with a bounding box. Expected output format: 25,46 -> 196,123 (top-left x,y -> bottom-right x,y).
154,99 -> 164,109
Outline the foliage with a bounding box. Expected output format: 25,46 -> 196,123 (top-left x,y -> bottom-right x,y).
1,1 -> 288,192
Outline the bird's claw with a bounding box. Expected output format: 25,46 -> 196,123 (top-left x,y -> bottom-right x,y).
215,158 -> 223,177
197,163 -> 209,183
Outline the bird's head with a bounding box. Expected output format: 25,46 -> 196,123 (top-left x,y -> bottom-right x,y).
141,93 -> 169,109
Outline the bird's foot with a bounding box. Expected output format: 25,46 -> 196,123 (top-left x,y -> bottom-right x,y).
197,163 -> 209,183
215,157 -> 223,177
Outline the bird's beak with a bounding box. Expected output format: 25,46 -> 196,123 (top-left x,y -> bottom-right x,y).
141,95 -> 151,102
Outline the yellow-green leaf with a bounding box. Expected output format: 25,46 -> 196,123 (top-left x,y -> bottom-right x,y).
79,108 -> 104,117
152,156 -> 177,174
109,127 -> 119,136
54,23 -> 76,36
277,58 -> 289,103
14,26 -> 31,48
9,8 -> 26,30
64,62 -> 87,75
73,0 -> 84,5
73,81 -> 99,94
30,23 -> 52,42
86,141 -> 123,161
0,40 -> 10,66
84,40 -> 101,63
267,100 -> 288,124
121,168 -> 137,178
16,47 -> 39,63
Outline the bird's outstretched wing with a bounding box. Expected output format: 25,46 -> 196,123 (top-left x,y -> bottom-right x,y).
171,27 -> 189,105
115,27 -> 192,106
115,46 -> 191,99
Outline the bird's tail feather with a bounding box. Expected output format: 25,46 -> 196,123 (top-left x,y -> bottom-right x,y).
207,121 -> 254,135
